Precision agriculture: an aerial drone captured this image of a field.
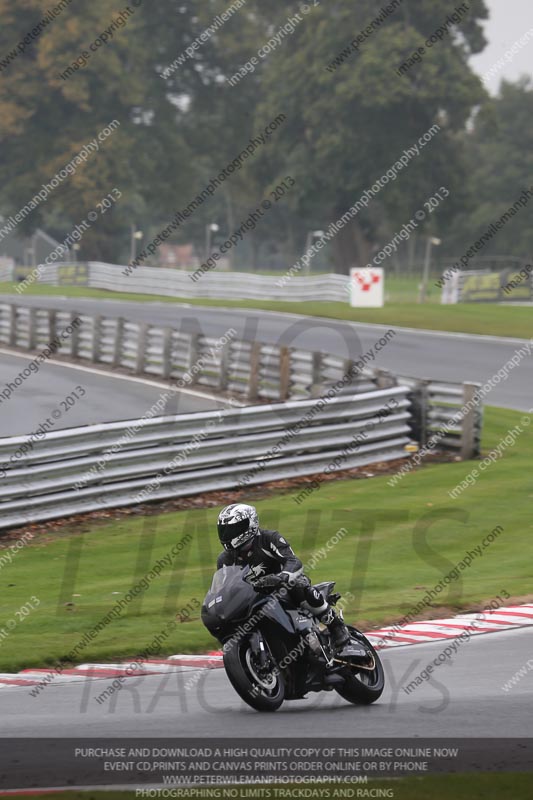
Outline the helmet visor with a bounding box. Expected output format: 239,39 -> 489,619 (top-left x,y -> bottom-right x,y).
217,517 -> 250,545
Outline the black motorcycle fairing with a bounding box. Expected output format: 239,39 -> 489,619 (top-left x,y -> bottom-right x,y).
285,608 -> 315,634
259,593 -> 299,636
201,565 -> 257,633
201,564 -> 299,641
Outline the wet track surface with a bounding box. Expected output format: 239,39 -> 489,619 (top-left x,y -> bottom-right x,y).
0,627 -> 530,739
0,349 -> 226,437
2,296 -> 531,412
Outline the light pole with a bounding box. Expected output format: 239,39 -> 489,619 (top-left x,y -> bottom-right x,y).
206,223 -> 219,261
419,236 -> 442,303
304,230 -> 325,276
31,232 -> 37,268
130,225 -> 143,263
72,243 -> 80,263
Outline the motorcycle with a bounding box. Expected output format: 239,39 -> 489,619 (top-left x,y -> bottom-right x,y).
201,564 -> 384,712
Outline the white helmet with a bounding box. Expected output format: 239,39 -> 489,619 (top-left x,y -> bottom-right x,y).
217,503 -> 259,551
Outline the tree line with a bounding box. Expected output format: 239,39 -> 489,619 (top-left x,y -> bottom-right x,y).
0,0 -> 531,272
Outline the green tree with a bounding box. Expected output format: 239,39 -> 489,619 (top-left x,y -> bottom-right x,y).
0,0 -> 492,271
452,77 -> 533,259
0,0 -> 195,261
254,0 -> 489,271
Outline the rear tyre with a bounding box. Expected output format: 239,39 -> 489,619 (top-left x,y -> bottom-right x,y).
334,627 -> 384,705
223,636 -> 285,712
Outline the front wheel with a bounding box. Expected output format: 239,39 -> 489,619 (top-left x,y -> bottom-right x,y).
334,626 -> 384,705
223,636 -> 285,712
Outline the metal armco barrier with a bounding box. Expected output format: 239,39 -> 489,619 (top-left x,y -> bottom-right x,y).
0,389 -> 412,530
0,303 -> 382,401
0,304 -> 483,529
0,303 -> 483,449
35,261 -> 351,303
403,377 -> 482,459
427,381 -> 482,459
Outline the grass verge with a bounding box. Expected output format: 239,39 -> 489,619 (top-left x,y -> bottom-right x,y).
0,405 -> 530,673
0,280 -> 531,339
12,773 -> 533,799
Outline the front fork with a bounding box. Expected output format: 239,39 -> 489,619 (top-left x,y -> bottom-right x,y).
250,630 -> 269,668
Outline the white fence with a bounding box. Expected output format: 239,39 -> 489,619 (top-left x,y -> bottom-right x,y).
0,261 -> 14,282
35,261 -> 351,303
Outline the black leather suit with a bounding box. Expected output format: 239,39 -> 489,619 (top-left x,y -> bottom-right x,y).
216,528 -> 327,613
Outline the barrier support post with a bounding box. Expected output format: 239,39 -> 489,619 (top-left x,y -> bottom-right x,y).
70,312 -> 80,358
218,340 -> 231,391
113,318 -> 125,368
279,346 -> 291,401
461,382 -> 480,460
135,323 -> 148,374
161,327 -> 172,379
92,315 -> 102,362
28,307 -> 38,350
311,351 -> 323,398
248,342 -> 261,401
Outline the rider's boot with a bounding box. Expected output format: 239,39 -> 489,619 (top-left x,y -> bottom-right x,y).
319,607 -> 350,649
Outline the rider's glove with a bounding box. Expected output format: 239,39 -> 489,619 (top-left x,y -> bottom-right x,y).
253,574 -> 283,592
279,571 -> 297,587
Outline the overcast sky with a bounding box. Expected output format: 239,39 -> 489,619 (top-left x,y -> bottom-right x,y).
469,0 -> 533,93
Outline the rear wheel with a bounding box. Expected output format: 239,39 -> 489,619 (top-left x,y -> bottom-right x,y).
334,627 -> 384,705
223,636 -> 285,712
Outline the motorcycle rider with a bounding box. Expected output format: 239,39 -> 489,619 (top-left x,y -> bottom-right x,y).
216,502 -> 350,649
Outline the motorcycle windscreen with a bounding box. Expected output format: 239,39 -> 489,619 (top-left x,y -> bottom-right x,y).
203,565 -> 257,621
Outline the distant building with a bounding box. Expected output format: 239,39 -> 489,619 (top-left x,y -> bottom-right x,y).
159,243 -> 199,269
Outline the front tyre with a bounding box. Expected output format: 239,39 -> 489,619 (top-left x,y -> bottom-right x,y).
223,636 -> 285,712
334,627 -> 384,705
